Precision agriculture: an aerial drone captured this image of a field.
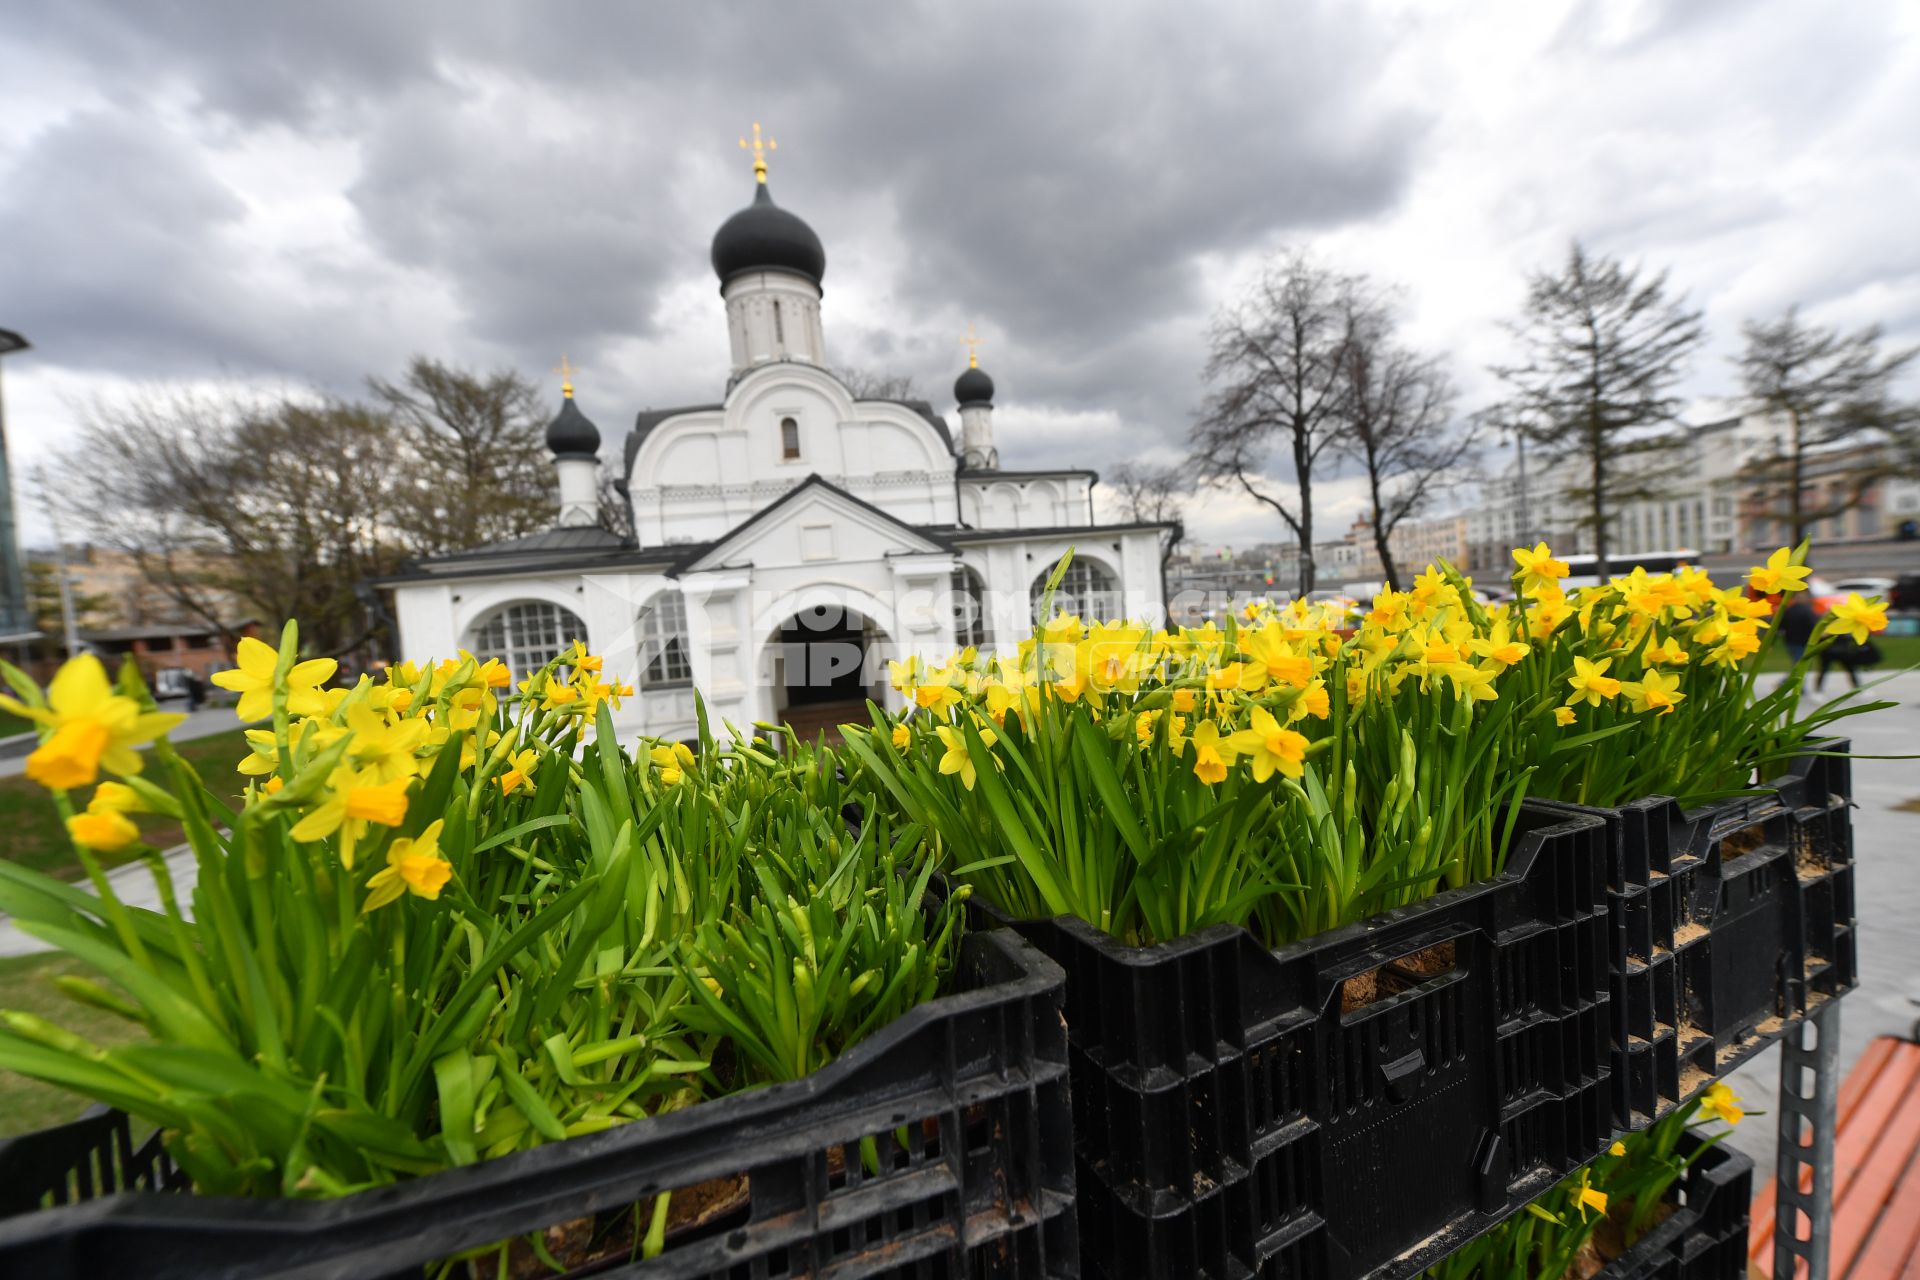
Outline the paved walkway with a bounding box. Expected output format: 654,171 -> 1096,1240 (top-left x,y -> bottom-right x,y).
0,843 -> 200,958
1722,669 -> 1920,1180
0,705 -> 248,779
0,704 -> 242,957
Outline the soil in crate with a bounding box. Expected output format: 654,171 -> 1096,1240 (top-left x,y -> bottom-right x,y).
971,802 -> 1614,1280
0,929 -> 1078,1280
1589,1134 -> 1753,1280
1537,739 -> 1858,1131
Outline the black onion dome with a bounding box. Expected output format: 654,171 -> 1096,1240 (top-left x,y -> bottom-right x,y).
546,396 -> 601,457
710,183 -> 826,288
954,364 -> 994,406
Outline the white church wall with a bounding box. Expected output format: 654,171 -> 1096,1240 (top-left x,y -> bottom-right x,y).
630,363 -> 960,547
956,474 -> 1094,531
393,583 -> 459,666
965,531 -> 1166,635
723,271 -> 826,370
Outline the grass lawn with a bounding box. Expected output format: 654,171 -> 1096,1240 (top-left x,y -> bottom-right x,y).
0,730 -> 253,880
1757,633 -> 1920,676
0,950 -> 150,1137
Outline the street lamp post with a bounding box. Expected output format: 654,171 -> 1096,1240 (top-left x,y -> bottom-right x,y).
0,329 -> 37,651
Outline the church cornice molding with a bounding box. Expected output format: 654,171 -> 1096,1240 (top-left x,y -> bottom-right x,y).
633,470 -> 945,503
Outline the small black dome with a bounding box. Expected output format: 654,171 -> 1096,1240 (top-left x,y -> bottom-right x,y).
546,396 -> 601,457
954,364 -> 994,406
710,183 -> 826,288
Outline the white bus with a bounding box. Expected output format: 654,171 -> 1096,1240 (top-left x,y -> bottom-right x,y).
1559,549 -> 1700,590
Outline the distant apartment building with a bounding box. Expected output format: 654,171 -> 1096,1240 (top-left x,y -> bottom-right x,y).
1348,513 -> 1470,585
1465,413 -> 1917,570
26,544 -> 249,631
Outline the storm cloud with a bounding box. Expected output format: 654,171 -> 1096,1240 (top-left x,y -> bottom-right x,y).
2,1 -> 1915,547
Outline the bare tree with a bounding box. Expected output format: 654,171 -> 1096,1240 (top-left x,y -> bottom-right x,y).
1190,252 -> 1359,594
597,471 -> 636,542
834,367 -> 919,400
1106,460 -> 1188,569
1492,242 -> 1704,576
57,388 -> 411,658
1106,461 -> 1187,526
1331,298 -> 1475,591
369,356 -> 553,556
1735,306 -> 1920,545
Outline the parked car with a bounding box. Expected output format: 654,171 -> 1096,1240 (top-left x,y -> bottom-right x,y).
1892,575 -> 1920,612
1829,576 -> 1896,599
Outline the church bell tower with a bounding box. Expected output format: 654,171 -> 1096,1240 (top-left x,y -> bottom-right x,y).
710,124 -> 828,378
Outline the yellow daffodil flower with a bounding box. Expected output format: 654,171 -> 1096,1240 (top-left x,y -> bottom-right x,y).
1698,1082 -> 1744,1126
1242,707 -> 1307,782
1565,656 -> 1622,708
495,747 -> 538,795
1467,617 -> 1529,668
1448,662 -> 1502,703
1242,624 -> 1315,689
1746,547 -> 1811,596
88,780 -> 147,814
1293,681 -> 1331,721
1527,591 -> 1574,640
67,808 -> 140,852
890,723 -> 911,750
1366,591 -> 1412,633
1620,668 -> 1685,716
649,742 -> 695,785
362,819 -> 452,911
1554,706 -> 1577,727
289,766 -> 412,868
912,665 -> 965,712
1512,543 -> 1570,596
1575,1174 -> 1608,1221
0,654 -> 185,791
1642,634 -> 1689,666
1828,593 -> 1887,644
935,723 -> 995,790
343,701 -> 430,783
211,635 -> 338,721
1186,719 -> 1253,785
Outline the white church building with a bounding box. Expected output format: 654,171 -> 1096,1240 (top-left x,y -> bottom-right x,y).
385,143 -> 1173,742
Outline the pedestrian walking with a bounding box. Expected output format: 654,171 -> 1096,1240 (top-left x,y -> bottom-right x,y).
1816,633 -> 1880,693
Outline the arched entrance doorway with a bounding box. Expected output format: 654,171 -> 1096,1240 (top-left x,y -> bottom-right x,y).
768,603 -> 887,744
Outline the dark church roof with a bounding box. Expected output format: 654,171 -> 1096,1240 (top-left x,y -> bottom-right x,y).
545,396 -> 601,457
710,182 -> 826,289
954,364 -> 994,406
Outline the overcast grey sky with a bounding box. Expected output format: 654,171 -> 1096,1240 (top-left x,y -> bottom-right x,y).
1,0 -> 1916,549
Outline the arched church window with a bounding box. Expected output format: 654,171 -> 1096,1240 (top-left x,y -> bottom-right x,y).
1030,560 -> 1120,624
780,417 -> 801,460
639,591 -> 693,688
467,600 -> 585,676
773,299 -> 785,344
952,565 -> 989,650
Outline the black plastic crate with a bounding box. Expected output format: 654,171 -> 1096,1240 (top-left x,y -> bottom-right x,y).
1536,738 -> 1857,1131
1593,1134 -> 1753,1280
973,802 -> 1613,1280
0,929 -> 1078,1280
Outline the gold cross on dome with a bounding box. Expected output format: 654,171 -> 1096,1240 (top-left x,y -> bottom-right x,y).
739,122 -> 777,183
963,323 -> 983,370
553,354 -> 580,399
